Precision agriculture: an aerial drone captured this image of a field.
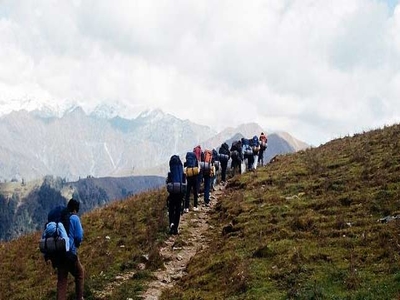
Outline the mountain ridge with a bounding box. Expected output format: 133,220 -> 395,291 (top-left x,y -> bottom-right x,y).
0,106 -> 308,182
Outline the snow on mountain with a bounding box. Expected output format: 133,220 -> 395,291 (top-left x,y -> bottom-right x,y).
0,106 -> 308,182
90,103 -> 128,119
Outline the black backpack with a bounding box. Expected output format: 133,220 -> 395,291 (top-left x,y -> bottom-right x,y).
219,142 -> 230,162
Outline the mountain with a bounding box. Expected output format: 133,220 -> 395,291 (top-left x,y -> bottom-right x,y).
1,123 -> 399,299
0,107 -> 217,182
0,106 -> 307,182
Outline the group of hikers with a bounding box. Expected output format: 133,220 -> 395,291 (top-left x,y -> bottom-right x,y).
38,132 -> 268,300
166,132 -> 268,235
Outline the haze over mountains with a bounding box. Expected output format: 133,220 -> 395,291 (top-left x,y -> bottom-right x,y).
0,105 -> 308,182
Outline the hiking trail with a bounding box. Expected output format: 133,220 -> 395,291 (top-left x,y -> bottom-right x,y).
95,183 -> 225,300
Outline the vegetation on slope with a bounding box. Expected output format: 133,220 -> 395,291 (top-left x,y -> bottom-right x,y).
0,189 -> 169,300
161,124 -> 400,299
1,124 -> 400,299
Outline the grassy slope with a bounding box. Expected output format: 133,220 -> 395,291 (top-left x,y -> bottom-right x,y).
0,190 -> 169,300
161,124 -> 400,299
1,124 -> 400,299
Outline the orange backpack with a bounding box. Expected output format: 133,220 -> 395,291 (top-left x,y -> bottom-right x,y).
201,149 -> 213,174
203,149 -> 212,163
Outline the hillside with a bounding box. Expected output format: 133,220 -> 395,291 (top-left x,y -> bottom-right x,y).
1,124 -> 399,299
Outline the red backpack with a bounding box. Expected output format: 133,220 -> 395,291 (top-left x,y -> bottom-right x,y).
193,145 -> 202,161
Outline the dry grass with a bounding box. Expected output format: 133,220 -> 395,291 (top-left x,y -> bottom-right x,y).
0,188 -> 169,299
2,123 -> 400,299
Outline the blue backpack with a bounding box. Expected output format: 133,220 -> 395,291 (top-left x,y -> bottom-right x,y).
185,152 -> 199,177
39,206 -> 71,267
185,152 -> 198,168
167,155 -> 187,194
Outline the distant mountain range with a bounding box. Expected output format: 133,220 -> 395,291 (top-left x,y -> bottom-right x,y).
0,106 -> 308,182
0,105 -> 309,241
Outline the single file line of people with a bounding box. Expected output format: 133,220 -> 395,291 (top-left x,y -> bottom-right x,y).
165,132 -> 268,235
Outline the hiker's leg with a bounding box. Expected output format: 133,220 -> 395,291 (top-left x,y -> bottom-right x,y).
168,196 -> 175,225
221,161 -> 227,182
203,176 -> 210,204
174,197 -> 182,229
73,257 -> 85,300
184,182 -> 191,209
193,177 -> 198,207
57,265 -> 69,300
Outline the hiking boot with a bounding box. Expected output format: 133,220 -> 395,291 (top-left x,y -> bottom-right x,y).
169,223 -> 175,235
183,208 -> 189,213
193,206 -> 199,211
205,202 -> 210,207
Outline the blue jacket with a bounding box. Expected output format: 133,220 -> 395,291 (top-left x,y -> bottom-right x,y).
69,214 -> 84,255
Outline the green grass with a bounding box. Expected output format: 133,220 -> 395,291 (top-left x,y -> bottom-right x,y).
160,124 -> 400,300
1,124 -> 400,299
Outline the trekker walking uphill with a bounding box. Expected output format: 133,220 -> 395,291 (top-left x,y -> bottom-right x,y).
251,135 -> 260,170
193,145 -> 203,196
40,198 -> 84,300
230,140 -> 243,176
258,132 -> 268,166
166,155 -> 187,234
201,149 -> 214,206
218,142 -> 230,183
211,148 -> 220,191
184,151 -> 199,212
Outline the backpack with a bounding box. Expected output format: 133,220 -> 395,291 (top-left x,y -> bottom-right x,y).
218,143 -> 230,162
167,155 -> 187,194
193,145 -> 202,161
212,149 -> 220,171
231,140 -> 242,152
230,141 -> 243,161
251,135 -> 260,154
260,134 -> 267,150
39,206 -> 71,267
200,149 -> 213,174
185,151 -> 199,177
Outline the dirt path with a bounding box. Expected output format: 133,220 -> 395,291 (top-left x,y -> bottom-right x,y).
94,183 -> 225,300
139,184 -> 225,299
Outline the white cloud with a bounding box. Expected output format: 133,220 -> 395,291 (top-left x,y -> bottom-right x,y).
0,0 -> 399,146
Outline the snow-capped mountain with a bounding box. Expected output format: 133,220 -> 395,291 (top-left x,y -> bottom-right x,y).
0,106 -> 308,182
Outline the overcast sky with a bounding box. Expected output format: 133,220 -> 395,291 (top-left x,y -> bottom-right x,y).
1,0 -> 400,146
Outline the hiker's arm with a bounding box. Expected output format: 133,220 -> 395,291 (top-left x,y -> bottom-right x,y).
70,215 -> 84,247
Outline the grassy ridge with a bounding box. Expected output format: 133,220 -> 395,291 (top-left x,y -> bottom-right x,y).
161,124 -> 400,299
0,189 -> 169,300
1,124 -> 400,299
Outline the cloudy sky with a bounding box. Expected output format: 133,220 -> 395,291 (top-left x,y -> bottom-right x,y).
1,0 -> 400,146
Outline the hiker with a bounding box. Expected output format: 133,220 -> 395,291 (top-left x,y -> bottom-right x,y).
218,142 -> 230,183
183,151 -> 199,213
211,148 -> 220,190
166,155 -> 186,233
251,135 -> 261,170
258,132 -> 268,166
230,140 -> 243,176
56,198 -> 84,300
242,137 -> 254,172
201,149 -> 213,206
193,145 -> 203,196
